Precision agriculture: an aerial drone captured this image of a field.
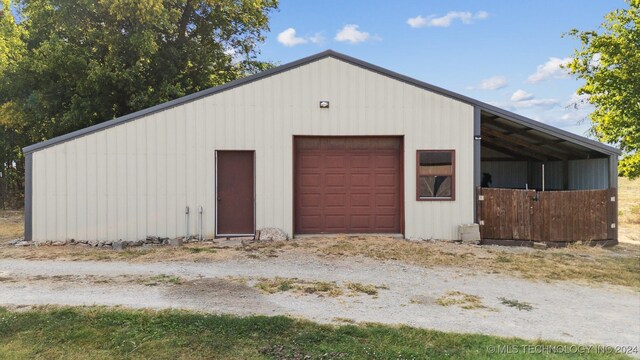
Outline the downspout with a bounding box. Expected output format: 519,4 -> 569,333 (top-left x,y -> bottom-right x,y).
198,206 -> 203,240
184,206 -> 189,240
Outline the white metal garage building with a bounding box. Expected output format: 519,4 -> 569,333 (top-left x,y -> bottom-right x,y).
23,50 -> 620,243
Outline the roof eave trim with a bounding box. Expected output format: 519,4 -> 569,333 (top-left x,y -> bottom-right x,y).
328,52 -> 621,156
23,49 -> 620,156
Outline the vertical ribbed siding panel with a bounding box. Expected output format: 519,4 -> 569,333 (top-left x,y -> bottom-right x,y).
86,136 -> 97,241
95,132 -> 106,241
87,136 -> 98,240
480,161 -> 528,188
166,108 -> 178,238
569,158 -> 608,190
55,145 -> 67,240
66,140 -> 78,241
126,122 -> 138,240
209,97 -> 219,236
106,130 -> 117,240
136,119 -> 147,240
157,112 -> 168,236
76,138 -> 88,241
185,98 -> 197,238
146,115 -> 158,237
33,151 -> 45,241
114,125 -> 127,240
195,97 -> 206,235
175,106 -> 187,238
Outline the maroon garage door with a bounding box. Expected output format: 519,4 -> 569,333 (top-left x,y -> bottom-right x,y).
295,137 -> 402,234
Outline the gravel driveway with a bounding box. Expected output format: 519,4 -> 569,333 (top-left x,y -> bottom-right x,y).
1,254 -> 638,349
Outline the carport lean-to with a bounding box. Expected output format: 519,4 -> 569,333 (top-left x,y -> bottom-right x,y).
475,108 -> 619,246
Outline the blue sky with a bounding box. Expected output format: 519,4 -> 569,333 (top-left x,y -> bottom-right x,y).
257,0 -> 624,137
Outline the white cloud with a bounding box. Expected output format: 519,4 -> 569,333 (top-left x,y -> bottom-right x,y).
277,28 -> 308,47
510,98 -> 559,108
526,57 -> 572,83
335,24 -> 371,44
510,89 -> 534,101
467,75 -> 508,90
407,11 -> 489,28
309,32 -> 325,44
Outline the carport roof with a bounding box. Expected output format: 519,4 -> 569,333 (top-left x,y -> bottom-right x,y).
22,50 -> 621,156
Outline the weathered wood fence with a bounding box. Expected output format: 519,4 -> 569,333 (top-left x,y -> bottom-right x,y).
476,187 -> 617,243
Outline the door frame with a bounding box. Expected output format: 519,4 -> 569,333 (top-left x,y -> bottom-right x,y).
292,135 -> 405,237
215,150 -> 256,237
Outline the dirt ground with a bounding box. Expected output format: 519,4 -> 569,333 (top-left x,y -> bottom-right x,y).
0,180 -> 638,349
1,254 -> 638,349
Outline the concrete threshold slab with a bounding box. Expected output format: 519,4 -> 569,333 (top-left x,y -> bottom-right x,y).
293,233 -> 405,240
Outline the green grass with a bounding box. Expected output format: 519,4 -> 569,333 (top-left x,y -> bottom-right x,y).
0,306 -> 632,359
499,297 -> 535,311
143,274 -> 184,286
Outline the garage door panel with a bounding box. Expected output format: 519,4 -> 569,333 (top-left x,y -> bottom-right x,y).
325,138 -> 348,150
326,174 -> 346,187
325,215 -> 346,229
350,174 -> 370,187
300,194 -> 322,208
375,154 -> 397,169
326,155 -> 347,168
375,215 -> 396,227
351,155 -> 372,168
350,193 -> 371,207
325,193 -> 346,207
300,174 -> 321,187
375,173 -> 396,187
375,194 -> 396,207
300,155 -> 322,168
350,215 -> 371,229
295,137 -> 401,234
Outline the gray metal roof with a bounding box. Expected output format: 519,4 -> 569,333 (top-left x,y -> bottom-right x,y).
23,49 -> 620,155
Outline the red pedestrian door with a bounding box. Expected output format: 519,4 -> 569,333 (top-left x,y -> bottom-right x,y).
216,151 -> 255,236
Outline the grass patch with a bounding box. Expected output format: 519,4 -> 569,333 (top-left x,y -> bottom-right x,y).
618,177 -> 640,243
499,297 -> 535,311
143,274 -> 183,286
436,291 -> 489,310
346,282 -> 379,296
254,277 -> 344,297
0,306 -> 631,359
185,247 -> 217,254
0,210 -> 22,243
253,278 -> 386,298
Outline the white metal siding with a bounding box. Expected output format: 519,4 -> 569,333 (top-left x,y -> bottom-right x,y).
30,57 -> 474,242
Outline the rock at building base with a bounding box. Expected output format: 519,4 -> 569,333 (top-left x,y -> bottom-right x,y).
168,238 -> 183,246
112,242 -> 128,251
458,224 -> 480,244
258,228 -> 289,241
532,242 -> 547,250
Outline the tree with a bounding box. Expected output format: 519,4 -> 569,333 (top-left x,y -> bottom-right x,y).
0,0 -> 27,208
0,0 -> 278,206
565,0 -> 640,178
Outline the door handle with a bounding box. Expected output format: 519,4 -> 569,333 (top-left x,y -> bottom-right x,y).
217,197 -> 221,201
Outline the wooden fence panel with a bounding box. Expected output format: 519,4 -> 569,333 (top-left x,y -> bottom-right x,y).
478,188 -> 615,242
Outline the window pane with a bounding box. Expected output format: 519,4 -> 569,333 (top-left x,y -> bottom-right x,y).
419,151 -> 452,176
419,176 -> 452,198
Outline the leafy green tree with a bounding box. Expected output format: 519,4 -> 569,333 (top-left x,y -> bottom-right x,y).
0,0 -> 277,206
565,0 -> 640,178
0,0 -> 27,208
